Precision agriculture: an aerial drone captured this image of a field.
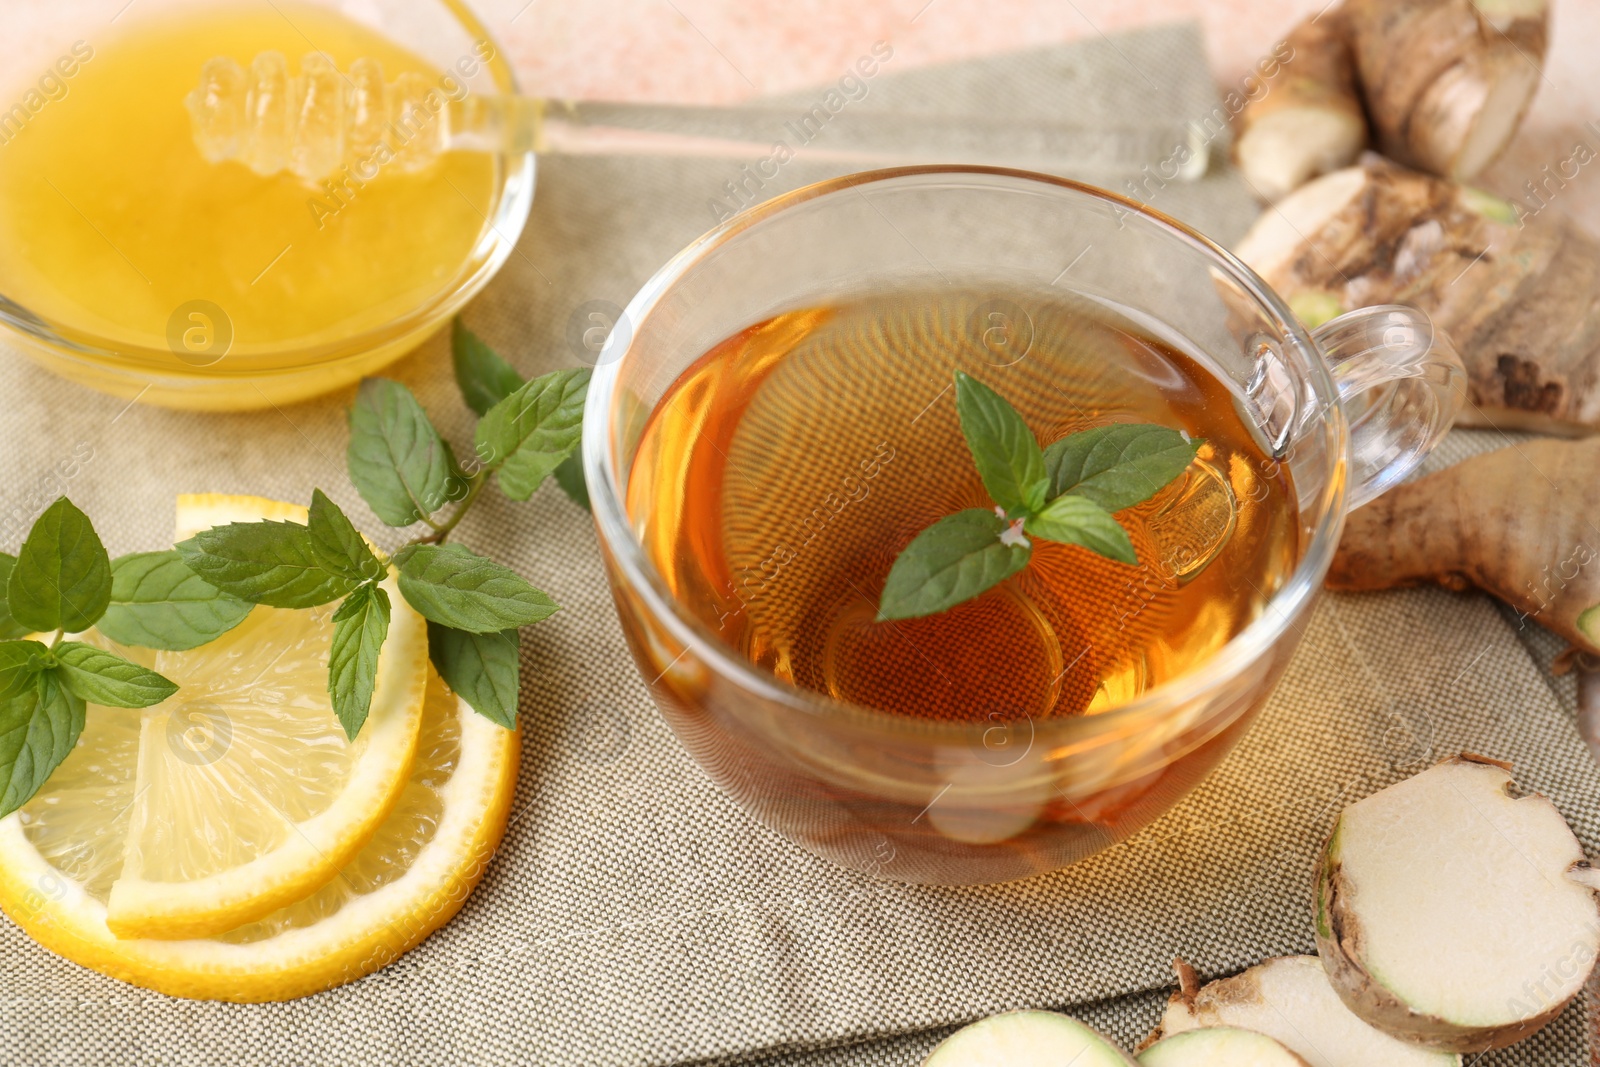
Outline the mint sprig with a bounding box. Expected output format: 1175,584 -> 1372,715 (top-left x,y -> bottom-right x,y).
453,320 -> 591,511
95,551 -> 253,651
176,518 -> 368,609
1,318 -> 590,815
51,643 -> 179,709
1,672 -> 85,818
0,499 -> 180,817
169,318 -> 585,737
0,555 -> 30,640
877,371 -> 1202,621
475,368 -> 591,502
451,317 -> 524,418
9,498 -> 113,633
328,583 -> 391,738
348,378 -> 459,528
427,623 -> 520,729
394,544 -> 560,633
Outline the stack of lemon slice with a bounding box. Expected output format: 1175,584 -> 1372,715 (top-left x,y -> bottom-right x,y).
0,495 -> 521,1001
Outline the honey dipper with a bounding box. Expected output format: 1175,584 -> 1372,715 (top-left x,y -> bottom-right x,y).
187,52 -> 1211,186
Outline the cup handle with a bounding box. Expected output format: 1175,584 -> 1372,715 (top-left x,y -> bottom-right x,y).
1310,304 -> 1465,510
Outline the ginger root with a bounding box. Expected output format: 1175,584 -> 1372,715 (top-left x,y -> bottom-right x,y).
1236,156 -> 1600,434
1343,0 -> 1548,181
1329,437 -> 1600,655
1234,14 -> 1367,202
1234,0 -> 1548,199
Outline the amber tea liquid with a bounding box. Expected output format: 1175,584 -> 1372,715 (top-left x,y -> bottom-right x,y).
629,288 -> 1300,731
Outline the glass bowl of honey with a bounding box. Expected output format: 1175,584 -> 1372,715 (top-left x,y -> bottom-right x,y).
0,0 -> 534,410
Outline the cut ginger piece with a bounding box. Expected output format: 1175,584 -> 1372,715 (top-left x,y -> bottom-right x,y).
1139,1027 -> 1309,1066
923,1011 -> 1137,1066
1156,956 -> 1460,1067
1315,755 -> 1600,1052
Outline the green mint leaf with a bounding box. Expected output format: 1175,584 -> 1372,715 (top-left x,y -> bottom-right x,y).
396,544 -> 559,633
428,622 -> 519,728
328,584 -> 391,739
348,378 -> 456,527
0,555 -> 29,640
7,498 -> 113,633
176,521 -> 364,609
307,490 -> 386,584
96,551 -> 254,651
877,508 -> 1031,622
954,371 -> 1048,516
452,318 -> 524,417
51,642 -> 179,709
475,368 -> 591,501
0,671 -> 85,819
552,453 -> 591,511
1043,424 -> 1201,512
1024,494 -> 1136,565
0,640 -> 48,702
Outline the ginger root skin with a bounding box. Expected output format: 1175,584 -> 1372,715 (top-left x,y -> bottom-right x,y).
1236,156 -> 1600,435
1341,0 -> 1548,181
1328,437 -> 1600,656
1234,14 -> 1367,202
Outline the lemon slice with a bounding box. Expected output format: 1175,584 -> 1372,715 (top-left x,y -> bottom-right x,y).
0,667 -> 520,1000
28,494 -> 428,940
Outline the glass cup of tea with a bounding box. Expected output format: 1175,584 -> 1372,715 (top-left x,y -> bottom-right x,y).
583,166 -> 1462,886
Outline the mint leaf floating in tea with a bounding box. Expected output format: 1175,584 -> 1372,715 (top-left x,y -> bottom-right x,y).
1043,423 -> 1205,511
95,551 -> 253,652
954,370 -> 1049,516
348,378 -> 458,527
0,671 -> 85,818
878,371 -> 1202,621
49,642 -> 179,709
427,622 -> 520,728
7,498 -> 113,634
475,367 -> 592,501
1023,494 -> 1135,565
328,582 -> 392,739
877,509 -> 1032,621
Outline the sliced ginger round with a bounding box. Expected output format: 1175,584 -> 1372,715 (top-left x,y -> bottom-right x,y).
9,494 -> 429,940
924,1012 -> 1137,1066
0,665 -> 519,1000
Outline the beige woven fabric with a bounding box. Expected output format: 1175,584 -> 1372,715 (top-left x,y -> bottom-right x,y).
1,24 -> 1594,1066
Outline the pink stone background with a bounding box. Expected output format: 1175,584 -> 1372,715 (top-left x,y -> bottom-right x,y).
489,0 -> 1600,232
